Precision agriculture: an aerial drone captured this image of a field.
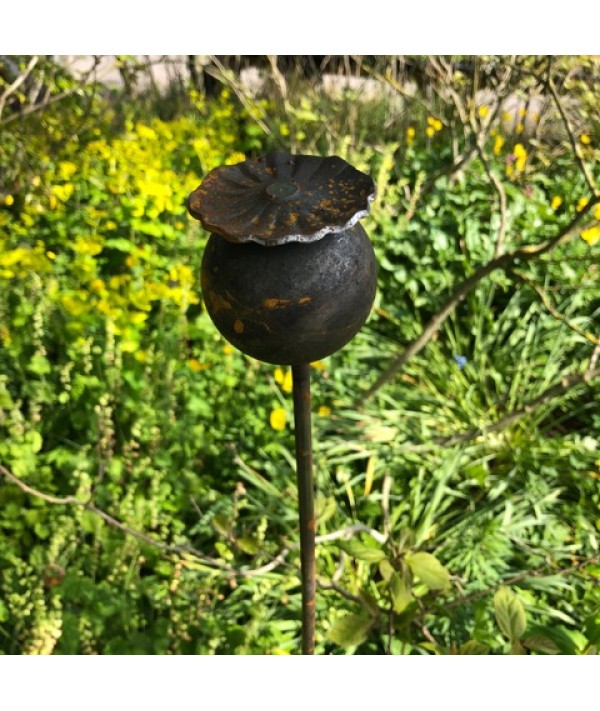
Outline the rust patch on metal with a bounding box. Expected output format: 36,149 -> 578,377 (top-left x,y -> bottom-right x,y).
234,319 -> 244,334
298,296 -> 312,305
263,298 -> 293,310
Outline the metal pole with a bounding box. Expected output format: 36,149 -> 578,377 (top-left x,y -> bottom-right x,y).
292,362 -> 316,655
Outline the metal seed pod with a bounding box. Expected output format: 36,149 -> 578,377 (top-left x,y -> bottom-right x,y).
188,151 -> 377,365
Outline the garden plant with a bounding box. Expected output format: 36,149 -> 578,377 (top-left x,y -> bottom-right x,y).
0,55 -> 599,654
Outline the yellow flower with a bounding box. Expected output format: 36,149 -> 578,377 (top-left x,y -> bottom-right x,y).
478,105 -> 489,118
406,126 -> 416,139
577,197 -> 590,212
187,358 -> 210,372
269,408 -> 287,431
120,339 -> 138,353
51,183 -> 74,202
311,360 -> 326,371
136,124 -> 157,140
58,161 -> 78,181
550,196 -> 563,211
46,251 -> 56,260
426,126 -> 435,138
516,122 -> 524,134
594,204 -> 600,220
514,143 -> 527,172
223,344 -> 234,355
279,123 -> 290,137
580,134 -> 591,145
73,236 -> 103,256
274,367 -> 285,385
4,195 -> 14,206
493,135 -> 505,156
282,370 -> 293,394
518,107 -> 527,118
502,112 -> 512,122
89,278 -> 105,293
581,226 -> 600,246
318,406 -> 331,417
433,119 -> 443,132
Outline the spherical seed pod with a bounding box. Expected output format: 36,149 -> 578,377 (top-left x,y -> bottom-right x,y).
188,151 -> 378,365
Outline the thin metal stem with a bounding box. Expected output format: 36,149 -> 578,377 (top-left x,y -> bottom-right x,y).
292,362 -> 316,655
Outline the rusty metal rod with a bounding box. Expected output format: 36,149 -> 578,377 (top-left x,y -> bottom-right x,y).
292,362 -> 316,655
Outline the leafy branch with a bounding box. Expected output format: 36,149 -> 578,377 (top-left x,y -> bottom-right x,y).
0,462 -> 387,580
364,198 -> 600,401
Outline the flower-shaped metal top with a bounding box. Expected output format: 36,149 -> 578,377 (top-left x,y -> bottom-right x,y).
188,151 -> 376,246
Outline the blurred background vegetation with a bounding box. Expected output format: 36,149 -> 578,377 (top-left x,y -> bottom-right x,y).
0,55 -> 599,655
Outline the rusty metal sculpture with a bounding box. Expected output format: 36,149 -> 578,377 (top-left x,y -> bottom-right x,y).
188,150 -> 377,654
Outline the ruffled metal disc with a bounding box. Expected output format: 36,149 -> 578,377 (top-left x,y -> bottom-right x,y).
188,151 -> 376,246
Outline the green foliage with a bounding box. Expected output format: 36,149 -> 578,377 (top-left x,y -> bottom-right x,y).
1,55 -> 599,654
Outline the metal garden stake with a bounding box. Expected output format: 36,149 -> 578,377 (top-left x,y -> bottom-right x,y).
188,151 -> 377,654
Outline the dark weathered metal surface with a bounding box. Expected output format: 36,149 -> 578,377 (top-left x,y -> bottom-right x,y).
292,363 -> 316,655
188,151 -> 375,246
200,223 -> 377,365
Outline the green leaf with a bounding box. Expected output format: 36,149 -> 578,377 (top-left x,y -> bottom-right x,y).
236,537 -> 259,555
405,551 -> 451,591
25,430 -> 43,454
379,558 -> 395,582
338,540 -> 386,563
390,573 -> 412,613
328,613 -> 374,648
458,640 -> 490,655
494,587 -> 527,643
28,354 -> 51,375
522,635 -> 560,655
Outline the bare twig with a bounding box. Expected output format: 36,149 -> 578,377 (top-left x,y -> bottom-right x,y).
546,76 -> 597,195
0,462 -> 229,570
0,55 -> 39,121
436,367 -> 599,448
207,56 -> 271,136
0,56 -> 110,127
444,552 -> 600,610
364,198 -> 600,400
512,268 -> 600,346
0,463 -> 387,581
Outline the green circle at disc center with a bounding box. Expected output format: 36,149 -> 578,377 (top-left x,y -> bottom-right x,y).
266,180 -> 299,199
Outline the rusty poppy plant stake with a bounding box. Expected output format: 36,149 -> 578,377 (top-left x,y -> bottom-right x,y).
188,151 -> 377,654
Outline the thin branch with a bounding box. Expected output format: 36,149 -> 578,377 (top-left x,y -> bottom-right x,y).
317,578 -> 362,605
0,462 -> 229,570
444,552 -> 600,611
0,463 -> 387,581
364,198 -> 600,400
436,367 -> 599,448
477,143 -> 508,257
546,76 -> 597,195
0,55 -> 39,121
207,56 -> 271,136
512,269 -> 600,347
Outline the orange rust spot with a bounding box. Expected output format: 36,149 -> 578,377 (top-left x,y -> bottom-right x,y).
298,296 -> 312,305
263,298 -> 293,309
320,199 -> 331,208
207,290 -> 232,314
307,518 -> 316,532
234,319 -> 244,334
